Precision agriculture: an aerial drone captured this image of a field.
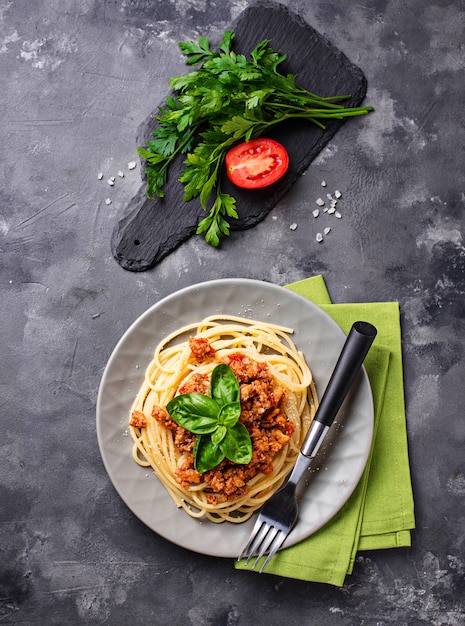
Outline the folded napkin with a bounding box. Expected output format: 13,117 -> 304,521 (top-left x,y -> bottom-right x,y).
235,275 -> 415,586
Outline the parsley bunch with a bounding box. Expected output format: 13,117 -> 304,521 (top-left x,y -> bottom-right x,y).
138,30 -> 373,246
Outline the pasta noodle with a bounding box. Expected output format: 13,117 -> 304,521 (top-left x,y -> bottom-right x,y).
129,315 -> 318,523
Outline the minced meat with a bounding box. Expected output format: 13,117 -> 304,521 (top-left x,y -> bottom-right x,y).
189,336 -> 216,360
165,351 -> 294,503
129,410 -> 147,428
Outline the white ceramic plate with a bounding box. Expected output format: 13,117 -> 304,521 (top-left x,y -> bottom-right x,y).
96,278 -> 374,558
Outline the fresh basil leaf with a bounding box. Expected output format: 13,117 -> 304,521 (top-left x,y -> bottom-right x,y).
210,364 -> 240,407
220,422 -> 252,465
218,402 -> 241,428
166,394 -> 219,433
194,434 -> 225,473
211,424 -> 227,446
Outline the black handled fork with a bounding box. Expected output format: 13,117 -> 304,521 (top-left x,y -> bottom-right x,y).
238,321 -> 377,572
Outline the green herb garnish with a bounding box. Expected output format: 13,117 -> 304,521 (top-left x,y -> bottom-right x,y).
138,30 -> 374,246
166,364 -> 252,474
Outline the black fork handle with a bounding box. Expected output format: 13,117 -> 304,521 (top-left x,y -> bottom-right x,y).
301,321 -> 377,458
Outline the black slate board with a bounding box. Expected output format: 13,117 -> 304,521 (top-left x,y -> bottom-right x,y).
111,1 -> 368,271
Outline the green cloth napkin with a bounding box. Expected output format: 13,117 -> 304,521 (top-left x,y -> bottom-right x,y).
235,275 -> 415,586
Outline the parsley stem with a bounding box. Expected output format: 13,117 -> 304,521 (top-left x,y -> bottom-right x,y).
267,100 -> 373,115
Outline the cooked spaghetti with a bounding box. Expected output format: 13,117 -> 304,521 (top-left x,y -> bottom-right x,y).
128,315 -> 317,523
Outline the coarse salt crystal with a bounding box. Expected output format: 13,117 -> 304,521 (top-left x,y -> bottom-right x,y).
312,208 -> 320,218
324,227 -> 331,235
316,197 -> 325,206
335,190 -> 342,198
289,223 -> 297,231
316,232 -> 323,242
328,207 -> 336,214
105,198 -> 112,205
107,178 -> 114,186
335,211 -> 342,219
118,170 -> 124,178
321,180 -> 327,187
128,161 -> 137,170
97,172 -> 103,180
326,193 -> 333,200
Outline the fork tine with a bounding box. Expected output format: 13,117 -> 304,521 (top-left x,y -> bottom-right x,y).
257,529 -> 287,573
240,518 -> 268,565
250,525 -> 281,570
237,517 -> 262,561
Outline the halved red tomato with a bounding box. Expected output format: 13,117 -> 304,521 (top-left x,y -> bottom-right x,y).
225,138 -> 289,189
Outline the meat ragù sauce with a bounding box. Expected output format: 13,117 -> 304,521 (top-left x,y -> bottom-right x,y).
150,338 -> 294,504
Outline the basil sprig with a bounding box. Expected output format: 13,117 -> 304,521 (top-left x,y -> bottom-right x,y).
166,364 -> 252,473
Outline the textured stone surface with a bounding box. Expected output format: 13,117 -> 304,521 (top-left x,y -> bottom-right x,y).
1,0 -> 465,624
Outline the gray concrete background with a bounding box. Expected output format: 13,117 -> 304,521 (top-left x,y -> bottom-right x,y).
1,0 -> 464,624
